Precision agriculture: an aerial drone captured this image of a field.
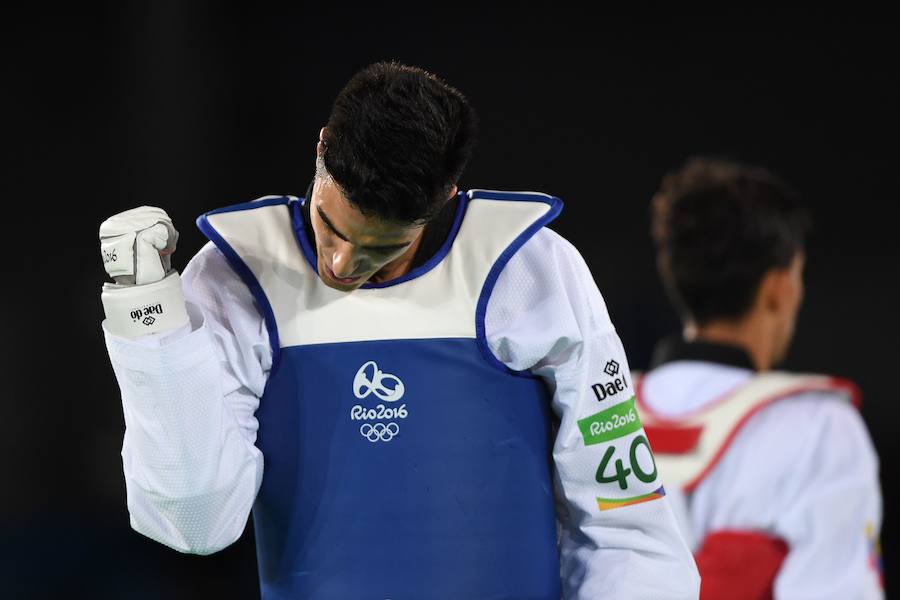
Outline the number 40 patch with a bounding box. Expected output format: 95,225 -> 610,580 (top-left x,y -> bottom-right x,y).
578,397 -> 659,491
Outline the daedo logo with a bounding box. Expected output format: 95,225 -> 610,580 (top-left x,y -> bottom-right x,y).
592,359 -> 629,402
350,361 -> 408,442
130,303 -> 164,327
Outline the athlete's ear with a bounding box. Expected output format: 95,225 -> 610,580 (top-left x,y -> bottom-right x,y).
759,267 -> 792,315
317,127 -> 327,157
447,184 -> 458,200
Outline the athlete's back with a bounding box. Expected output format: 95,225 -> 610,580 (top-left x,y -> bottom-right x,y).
636,341 -> 882,599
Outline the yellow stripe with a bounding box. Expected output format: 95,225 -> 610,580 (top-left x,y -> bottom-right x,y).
596,487 -> 665,511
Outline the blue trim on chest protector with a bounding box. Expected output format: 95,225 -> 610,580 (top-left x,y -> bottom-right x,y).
252,338 -> 561,600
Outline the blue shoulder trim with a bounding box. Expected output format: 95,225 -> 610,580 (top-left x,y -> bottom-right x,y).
196,196 -> 295,370
291,198 -> 319,274
471,190 -> 564,378
202,195 -> 297,216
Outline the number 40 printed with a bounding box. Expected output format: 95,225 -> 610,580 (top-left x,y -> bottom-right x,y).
595,434 -> 657,490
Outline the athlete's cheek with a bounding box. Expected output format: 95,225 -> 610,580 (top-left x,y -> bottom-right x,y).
318,234 -> 346,269
365,255 -> 396,275
313,227 -> 333,255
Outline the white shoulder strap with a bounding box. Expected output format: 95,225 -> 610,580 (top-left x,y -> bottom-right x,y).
636,371 -> 859,491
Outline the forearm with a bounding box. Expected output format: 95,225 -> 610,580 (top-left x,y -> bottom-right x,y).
106,309 -> 263,554
559,499 -> 701,599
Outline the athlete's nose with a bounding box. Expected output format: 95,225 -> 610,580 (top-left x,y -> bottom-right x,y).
331,242 -> 361,278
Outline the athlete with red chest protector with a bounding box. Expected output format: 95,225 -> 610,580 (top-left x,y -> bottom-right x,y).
638,158 -> 884,599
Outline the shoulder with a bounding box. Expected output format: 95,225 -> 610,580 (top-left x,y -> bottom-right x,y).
725,382 -> 878,484
719,371 -> 870,455
745,372 -> 864,436
181,242 -> 258,309
183,241 -> 232,280
487,226 -> 615,342
516,226 -> 584,265
757,385 -> 875,459
503,227 -> 599,295
746,386 -> 860,436
663,370 -> 877,495
691,382 -> 880,542
198,195 -> 297,219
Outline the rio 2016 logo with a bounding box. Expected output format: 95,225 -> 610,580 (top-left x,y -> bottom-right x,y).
588,407 -> 638,437
350,361 -> 407,443
353,360 -> 405,402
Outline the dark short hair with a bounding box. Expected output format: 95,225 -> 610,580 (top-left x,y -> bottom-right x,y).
321,61 -> 478,224
651,157 -> 811,325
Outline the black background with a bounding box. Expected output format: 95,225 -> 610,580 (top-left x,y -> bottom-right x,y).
4,4 -> 897,598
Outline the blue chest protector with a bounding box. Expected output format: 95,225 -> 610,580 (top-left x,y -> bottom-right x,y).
199,190 -> 563,600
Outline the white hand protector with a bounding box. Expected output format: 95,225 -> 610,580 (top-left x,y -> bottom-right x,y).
99,207 -> 189,339
100,206 -> 178,285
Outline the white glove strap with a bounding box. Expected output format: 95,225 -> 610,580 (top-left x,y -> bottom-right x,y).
101,271 -> 190,339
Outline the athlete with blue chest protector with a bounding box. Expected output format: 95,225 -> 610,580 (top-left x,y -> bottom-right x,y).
99,62 -> 699,599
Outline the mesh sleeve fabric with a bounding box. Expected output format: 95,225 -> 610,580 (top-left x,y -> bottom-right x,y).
486,228 -> 701,599
104,242 -> 269,554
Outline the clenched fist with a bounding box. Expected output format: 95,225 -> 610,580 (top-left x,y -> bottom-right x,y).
100,206 -> 178,285
99,206 -> 189,338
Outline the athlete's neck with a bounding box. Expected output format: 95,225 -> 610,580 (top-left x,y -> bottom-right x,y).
684,317 -> 776,372
368,230 -> 427,283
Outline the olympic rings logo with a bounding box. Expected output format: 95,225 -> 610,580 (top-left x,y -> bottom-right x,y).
353,360 -> 405,402
360,422 -> 400,442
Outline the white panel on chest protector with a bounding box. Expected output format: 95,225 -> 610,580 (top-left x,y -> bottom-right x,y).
206,197 -> 552,346
645,372 -> 853,489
